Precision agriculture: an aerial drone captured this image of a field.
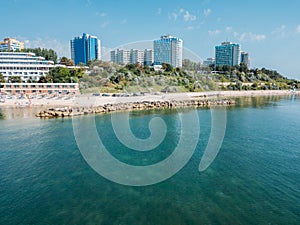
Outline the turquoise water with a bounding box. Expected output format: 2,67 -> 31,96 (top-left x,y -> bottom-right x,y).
0,95 -> 299,224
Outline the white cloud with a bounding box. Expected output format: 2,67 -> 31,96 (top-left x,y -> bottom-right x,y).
226,26 -> 233,32
183,11 -> 196,21
96,12 -> 107,17
272,25 -> 286,37
186,26 -> 195,30
297,25 -> 300,33
85,0 -> 92,6
169,8 -> 196,22
208,29 -> 221,35
157,8 -> 162,15
101,21 -> 110,28
234,32 -> 266,42
168,12 -> 178,21
204,9 -> 211,17
20,37 -> 69,58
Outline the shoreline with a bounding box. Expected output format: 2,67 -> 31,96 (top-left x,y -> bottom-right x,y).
0,90 -> 298,108
30,90 -> 297,118
1,90 -> 298,119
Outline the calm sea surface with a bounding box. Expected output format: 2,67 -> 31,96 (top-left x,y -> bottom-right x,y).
0,95 -> 299,225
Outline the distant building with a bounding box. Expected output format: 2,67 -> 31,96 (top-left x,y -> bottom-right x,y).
70,33 -> 101,65
203,58 -> 215,67
0,52 -> 54,82
110,49 -> 130,65
110,48 -> 153,65
0,38 -> 24,51
241,52 -> 250,67
0,82 -> 79,95
215,42 -> 241,68
144,49 -> 153,66
130,49 -> 144,65
154,35 -> 183,68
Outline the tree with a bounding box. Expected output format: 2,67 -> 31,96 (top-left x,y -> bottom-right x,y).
239,62 -> 249,73
162,63 -> 173,72
27,76 -> 36,83
38,74 -> 53,83
8,76 -> 22,83
0,73 -> 5,83
23,48 -> 58,63
59,57 -> 74,66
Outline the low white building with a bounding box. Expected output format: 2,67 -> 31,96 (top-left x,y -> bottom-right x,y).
0,52 -> 55,82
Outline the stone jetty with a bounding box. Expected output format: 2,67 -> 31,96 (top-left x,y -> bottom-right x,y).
36,98 -> 235,118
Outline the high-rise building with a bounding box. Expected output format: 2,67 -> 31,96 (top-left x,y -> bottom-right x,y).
110,48 -> 153,66
70,33 -> 101,65
110,49 -> 130,65
0,38 -> 24,51
215,42 -> 241,68
153,35 -> 183,68
241,52 -> 250,67
144,49 -> 153,66
130,49 -> 144,65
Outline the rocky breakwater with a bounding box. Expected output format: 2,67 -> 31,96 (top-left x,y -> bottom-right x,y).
36,98 -> 235,118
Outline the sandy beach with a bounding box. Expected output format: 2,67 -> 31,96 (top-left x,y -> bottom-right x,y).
0,90 -> 298,108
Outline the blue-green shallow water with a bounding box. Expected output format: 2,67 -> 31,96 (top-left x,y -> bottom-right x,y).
0,95 -> 299,225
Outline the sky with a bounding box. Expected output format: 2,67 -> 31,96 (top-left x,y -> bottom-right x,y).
1,0 -> 300,79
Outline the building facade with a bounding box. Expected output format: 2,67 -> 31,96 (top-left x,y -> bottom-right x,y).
0,52 -> 54,82
130,49 -> 144,65
144,49 -> 153,66
110,49 -> 131,65
70,33 -> 101,65
215,42 -> 241,68
153,35 -> 183,68
110,48 -> 153,65
0,38 -> 24,51
241,52 -> 250,67
0,82 -> 79,95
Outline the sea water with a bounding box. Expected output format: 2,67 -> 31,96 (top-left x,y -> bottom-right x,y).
0,95 -> 299,224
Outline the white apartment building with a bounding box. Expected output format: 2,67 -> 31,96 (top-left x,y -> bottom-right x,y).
110,49 -> 131,65
0,52 -> 55,82
144,49 -> 153,66
130,49 -> 144,65
111,48 -> 154,66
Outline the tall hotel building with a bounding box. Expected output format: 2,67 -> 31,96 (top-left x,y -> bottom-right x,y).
70,33 -> 101,65
241,52 -> 250,67
215,42 -> 241,68
153,35 -> 183,68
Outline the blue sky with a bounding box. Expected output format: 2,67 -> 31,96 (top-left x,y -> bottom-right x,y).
2,0 -> 300,79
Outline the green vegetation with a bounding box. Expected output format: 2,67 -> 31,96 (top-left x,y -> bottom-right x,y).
0,73 -> 5,83
78,60 -> 298,93
22,48 -> 58,63
7,76 -> 22,83
213,63 -> 298,90
38,66 -> 85,83
2,46 -> 298,92
59,56 -> 75,66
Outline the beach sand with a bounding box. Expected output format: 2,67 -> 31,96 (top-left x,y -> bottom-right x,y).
0,90 -> 298,108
